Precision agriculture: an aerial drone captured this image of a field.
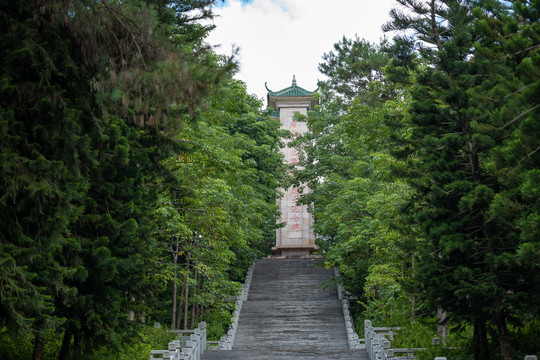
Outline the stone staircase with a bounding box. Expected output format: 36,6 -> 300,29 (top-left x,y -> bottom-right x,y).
202,258 -> 368,360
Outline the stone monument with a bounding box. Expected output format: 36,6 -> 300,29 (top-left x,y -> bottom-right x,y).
266,76 -> 317,256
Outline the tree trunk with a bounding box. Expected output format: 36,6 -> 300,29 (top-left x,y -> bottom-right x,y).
190,267 -> 198,328
195,272 -> 202,324
495,310 -> 512,360
429,0 -> 443,51
171,265 -> 177,329
183,255 -> 191,330
437,306 -> 447,344
32,334 -> 45,360
183,279 -> 190,330
176,286 -> 183,330
411,253 -> 415,320
58,330 -> 72,360
473,320 -> 489,360
73,333 -> 81,357
140,299 -> 146,323
171,237 -> 179,329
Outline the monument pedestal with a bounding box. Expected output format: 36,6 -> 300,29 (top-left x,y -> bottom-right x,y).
271,245 -> 318,257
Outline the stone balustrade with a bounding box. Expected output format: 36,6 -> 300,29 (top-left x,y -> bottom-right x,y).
364,319 -> 441,360
211,262 -> 255,350
150,322 -> 207,360
334,268 -> 364,350
364,320 -> 537,360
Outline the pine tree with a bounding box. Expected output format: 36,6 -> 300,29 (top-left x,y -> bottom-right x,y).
385,1 -> 539,358
318,36 -> 392,108
0,1 -> 94,354
1,0 -> 234,358
474,1 -> 540,357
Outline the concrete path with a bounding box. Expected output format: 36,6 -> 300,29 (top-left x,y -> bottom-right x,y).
202,258 -> 368,360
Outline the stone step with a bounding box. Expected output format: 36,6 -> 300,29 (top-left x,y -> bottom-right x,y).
239,301 -> 342,312
232,338 -> 350,351
202,349 -> 368,360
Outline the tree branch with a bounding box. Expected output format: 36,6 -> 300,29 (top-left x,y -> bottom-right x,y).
501,104 -> 540,129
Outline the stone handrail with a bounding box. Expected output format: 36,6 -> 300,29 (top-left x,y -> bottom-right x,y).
150,322 -> 207,360
365,320 -> 435,360
364,320 -> 421,360
334,268 -> 364,350
365,320 -> 537,360
211,262 -> 255,350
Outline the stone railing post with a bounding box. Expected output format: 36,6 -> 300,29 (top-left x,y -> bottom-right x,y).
364,319 -> 373,358
382,339 -> 391,359
190,334 -> 201,360
182,347 -> 193,360
198,322 -> 206,354
371,337 -> 380,360
167,340 -> 181,360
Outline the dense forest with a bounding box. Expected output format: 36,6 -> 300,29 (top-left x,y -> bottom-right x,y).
0,1 -> 538,360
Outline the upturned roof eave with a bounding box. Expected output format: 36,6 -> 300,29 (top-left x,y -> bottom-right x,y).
265,77 -> 318,110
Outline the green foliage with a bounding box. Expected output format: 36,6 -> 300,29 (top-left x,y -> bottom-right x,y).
318,36 -> 395,108
0,329 -> 34,360
359,289 -> 413,328
0,324 -> 179,360
0,330 -> 62,360
85,326 -> 177,360
0,0 -> 92,340
294,37 -> 418,324
392,319 -> 473,360
200,309 -> 233,341
153,78 -> 283,334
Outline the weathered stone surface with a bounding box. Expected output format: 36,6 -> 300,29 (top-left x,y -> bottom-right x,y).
202,259 -> 368,360
202,349 -> 367,360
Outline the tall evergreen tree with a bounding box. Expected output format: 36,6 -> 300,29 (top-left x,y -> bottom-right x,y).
474,1 -> 540,357
1,1 -> 95,355
318,36 -> 393,108
385,1 -> 539,358
1,0 -> 234,358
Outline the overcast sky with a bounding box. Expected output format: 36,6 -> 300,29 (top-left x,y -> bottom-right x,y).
206,0 -> 397,102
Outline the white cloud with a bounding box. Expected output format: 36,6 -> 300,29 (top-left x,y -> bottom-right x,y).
207,0 -> 397,102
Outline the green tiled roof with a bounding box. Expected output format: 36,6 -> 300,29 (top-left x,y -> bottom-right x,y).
265,76 -> 317,97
